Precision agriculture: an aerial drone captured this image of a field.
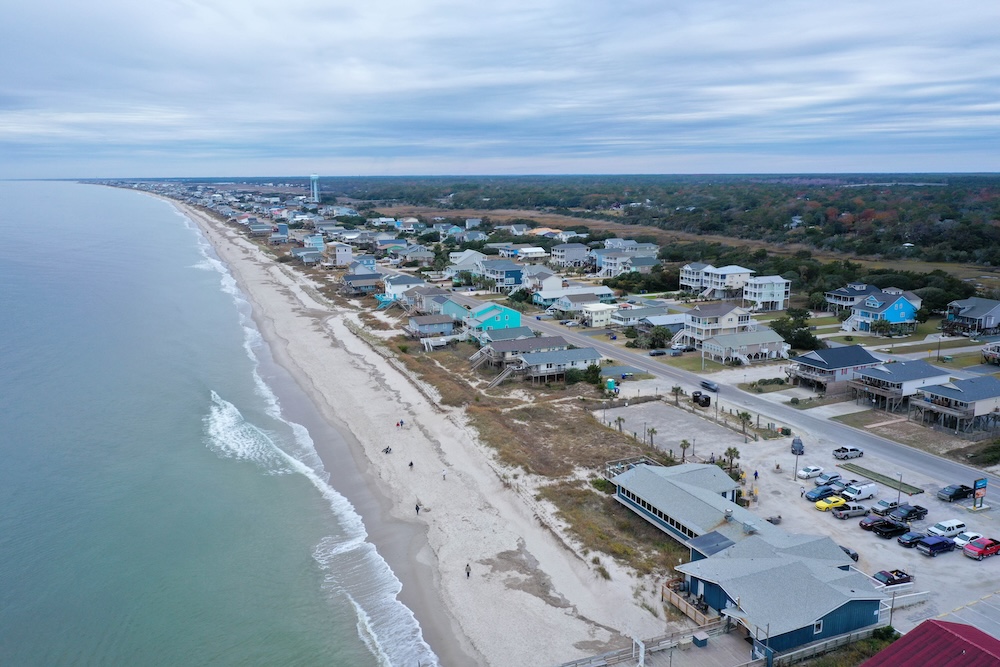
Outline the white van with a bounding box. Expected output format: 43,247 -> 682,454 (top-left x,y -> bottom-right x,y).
842,482 -> 878,501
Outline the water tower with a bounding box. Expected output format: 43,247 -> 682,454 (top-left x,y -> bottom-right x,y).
309,174 -> 320,203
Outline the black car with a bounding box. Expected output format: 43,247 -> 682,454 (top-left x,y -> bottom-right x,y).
805,485 -> 837,502
873,521 -> 909,539
897,531 -> 926,548
839,545 -> 859,562
889,504 -> 929,522
649,349 -> 667,356
937,484 -> 974,502
860,515 -> 893,531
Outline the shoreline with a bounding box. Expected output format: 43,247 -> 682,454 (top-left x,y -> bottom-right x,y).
168,200 -> 668,666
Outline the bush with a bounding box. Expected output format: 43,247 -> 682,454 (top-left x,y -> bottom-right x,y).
564,369 -> 584,385
590,478 -> 616,494
790,397 -> 800,405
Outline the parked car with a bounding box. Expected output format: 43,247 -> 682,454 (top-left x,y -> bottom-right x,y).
669,350 -> 684,357
840,482 -> 877,501
683,345 -> 697,352
833,446 -> 864,460
889,504 -> 929,523
897,531 -> 927,548
564,321 -> 580,327
916,536 -> 956,557
870,500 -> 901,517
860,515 -> 894,531
671,342 -> 686,350
953,531 -> 984,549
937,484 -> 975,502
815,496 -> 847,512
832,503 -> 869,520
873,569 -> 912,586
927,519 -> 967,538
805,485 -> 838,502
873,520 -> 910,539
963,537 -> 1000,560
648,349 -> 666,356
797,466 -> 824,479
791,437 -> 804,455
815,472 -> 842,487
839,545 -> 859,562
831,478 -> 859,494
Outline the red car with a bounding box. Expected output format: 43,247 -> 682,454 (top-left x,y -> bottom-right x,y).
963,537 -> 1000,561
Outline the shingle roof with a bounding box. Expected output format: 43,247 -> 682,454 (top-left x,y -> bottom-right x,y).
790,345 -> 880,370
688,302 -> 745,317
520,348 -> 601,366
409,315 -> 455,326
488,336 -> 567,354
856,360 -> 951,383
949,297 -> 1000,320
482,326 -> 536,342
707,329 -> 786,347
918,376 -> 1000,402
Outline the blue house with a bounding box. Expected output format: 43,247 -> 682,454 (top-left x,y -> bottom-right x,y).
465,303 -> 522,334
475,259 -> 523,293
842,288 -> 921,333
612,464 -> 884,658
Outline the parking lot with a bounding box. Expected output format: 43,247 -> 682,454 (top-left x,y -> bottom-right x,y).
605,398 -> 1000,633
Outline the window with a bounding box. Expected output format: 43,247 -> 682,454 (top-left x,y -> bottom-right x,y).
813,620 -> 823,634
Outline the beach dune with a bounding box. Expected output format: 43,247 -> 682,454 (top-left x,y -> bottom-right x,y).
177,202 -> 668,666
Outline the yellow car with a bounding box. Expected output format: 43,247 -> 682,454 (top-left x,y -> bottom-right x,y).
815,496 -> 847,512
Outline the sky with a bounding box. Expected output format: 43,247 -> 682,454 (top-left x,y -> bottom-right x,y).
2,0 -> 999,178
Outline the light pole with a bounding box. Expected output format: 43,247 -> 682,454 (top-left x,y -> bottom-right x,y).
793,453 -> 800,482
896,472 -> 903,505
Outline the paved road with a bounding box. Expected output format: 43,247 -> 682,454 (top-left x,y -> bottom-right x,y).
443,291 -> 1000,490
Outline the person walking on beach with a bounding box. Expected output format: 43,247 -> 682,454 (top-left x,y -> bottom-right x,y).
441,469 -> 447,480
409,461 -> 413,470
466,563 -> 471,579
754,470 -> 759,481
800,486 -> 805,497
415,503 -> 420,515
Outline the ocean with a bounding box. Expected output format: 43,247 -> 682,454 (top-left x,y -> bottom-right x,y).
0,181 -> 437,666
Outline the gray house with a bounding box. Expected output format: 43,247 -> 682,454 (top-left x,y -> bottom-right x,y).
848,360 -> 952,412
785,346 -> 882,395
549,243 -> 590,268
519,348 -> 601,382
406,315 -> 458,338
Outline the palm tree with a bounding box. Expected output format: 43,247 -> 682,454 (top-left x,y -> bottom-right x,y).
671,385 -> 682,406
647,427 -> 657,447
680,439 -> 690,462
615,416 -> 625,432
737,411 -> 752,435
725,447 -> 741,473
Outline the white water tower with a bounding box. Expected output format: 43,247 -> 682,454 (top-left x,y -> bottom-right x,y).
309,174 -> 320,203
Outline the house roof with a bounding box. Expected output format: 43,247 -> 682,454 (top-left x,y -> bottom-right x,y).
687,302 -> 745,318
790,345 -> 880,370
949,297 -> 1000,320
683,262 -> 712,271
862,619 -> 1000,667
918,376 -> 1000,402
706,329 -> 787,348
563,293 -> 600,304
482,326 -> 536,342
409,315 -> 455,326
343,275 -> 382,286
827,283 -> 882,299
479,259 -> 522,271
639,314 -> 686,327
856,360 -> 951,383
614,305 -> 671,319
708,264 -> 754,274
519,348 -> 601,366
536,286 -> 615,300
855,291 -> 918,314
383,274 -> 425,286
748,275 -> 790,285
488,336 -> 567,354
628,256 -> 660,267
552,243 -> 588,250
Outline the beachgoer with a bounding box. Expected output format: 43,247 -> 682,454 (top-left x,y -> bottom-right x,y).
754,470 -> 759,481
416,504 -> 420,515
409,461 -> 414,470
800,486 -> 805,497
466,563 -> 471,579
400,418 -> 404,427
441,469 -> 447,480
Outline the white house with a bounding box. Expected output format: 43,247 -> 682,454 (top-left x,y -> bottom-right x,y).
742,275 -> 791,312
328,242 -> 354,267
580,303 -> 619,328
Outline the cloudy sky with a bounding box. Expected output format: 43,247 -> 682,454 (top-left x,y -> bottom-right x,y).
2,0 -> 999,177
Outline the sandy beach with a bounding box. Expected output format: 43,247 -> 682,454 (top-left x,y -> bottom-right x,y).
173,201 -> 669,666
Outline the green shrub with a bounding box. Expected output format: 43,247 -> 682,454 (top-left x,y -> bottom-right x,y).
590,478 -> 617,494
790,397 -> 800,405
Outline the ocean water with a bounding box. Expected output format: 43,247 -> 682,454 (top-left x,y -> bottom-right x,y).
0,181 -> 437,666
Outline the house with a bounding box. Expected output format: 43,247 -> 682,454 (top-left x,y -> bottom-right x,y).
455,230 -> 487,243
673,302 -> 757,350
679,264 -> 755,299
520,267 -> 563,293
580,303 -> 619,328
396,245 -> 436,266
946,297 -> 1000,335
910,376 -> 1000,434
519,348 -> 602,382
533,285 -> 615,308
405,286 -> 452,314
625,256 -> 661,275
636,313 -> 687,336
742,276 -> 791,312
785,345 -> 882,395
701,329 -> 790,365
550,243 -> 589,268
382,274 -> 427,301
328,242 -> 353,266
842,289 -> 922,333
549,293 -> 602,317
465,218 -> 482,229
477,336 -> 568,367
848,360 -> 952,412
351,255 -> 378,273
612,464 -> 882,656
342,274 -> 382,295
448,248 -> 487,265
610,305 -> 671,328
824,282 -> 883,313
480,326 -> 537,344
679,262 -> 712,292
862,619 -> 1000,666
465,303 -> 522,337
474,259 -> 523,293
407,314 -> 459,338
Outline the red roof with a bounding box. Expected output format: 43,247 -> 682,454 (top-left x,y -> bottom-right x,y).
863,619 -> 1000,666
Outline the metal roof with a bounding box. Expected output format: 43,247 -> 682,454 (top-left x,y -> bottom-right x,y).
856,359 -> 951,383
948,297 -> 1000,320
688,302 -> 746,318
519,348 -> 601,366
706,329 -> 786,347
409,315 -> 455,326
488,336 -> 567,353
862,619 -> 1000,666
918,375 -> 1000,402
482,326 -> 537,342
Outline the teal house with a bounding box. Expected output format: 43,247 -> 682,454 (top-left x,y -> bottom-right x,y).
465,303 -> 522,335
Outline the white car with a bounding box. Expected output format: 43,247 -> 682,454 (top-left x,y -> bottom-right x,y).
564,321 -> 580,327
797,466 -> 824,479
953,531 -> 984,548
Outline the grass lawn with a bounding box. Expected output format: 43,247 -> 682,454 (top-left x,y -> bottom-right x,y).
807,315 -> 841,326
663,354 -> 728,373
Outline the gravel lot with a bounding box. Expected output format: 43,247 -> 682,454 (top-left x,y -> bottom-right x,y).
605,396 -> 1000,633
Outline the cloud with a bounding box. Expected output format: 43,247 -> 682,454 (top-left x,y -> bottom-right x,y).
1,0 -> 999,177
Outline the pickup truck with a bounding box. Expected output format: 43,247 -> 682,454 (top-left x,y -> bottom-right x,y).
870,500 -> 900,517
963,537 -> 1000,560
889,504 -> 929,522
937,484 -> 974,502
833,446 -> 864,459
916,536 -> 956,557
832,503 -> 868,519
872,569 -> 912,586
